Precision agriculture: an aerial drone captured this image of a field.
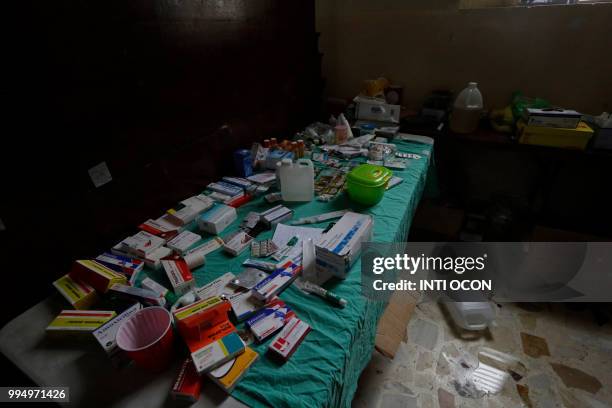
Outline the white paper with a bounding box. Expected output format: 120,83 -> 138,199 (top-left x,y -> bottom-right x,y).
88,161 -> 113,188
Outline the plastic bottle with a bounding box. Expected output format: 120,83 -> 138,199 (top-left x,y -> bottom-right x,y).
450,82 -> 483,134
277,158 -> 314,202
445,302 -> 494,331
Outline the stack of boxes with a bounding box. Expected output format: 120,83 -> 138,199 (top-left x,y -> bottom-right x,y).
518,108 -> 593,150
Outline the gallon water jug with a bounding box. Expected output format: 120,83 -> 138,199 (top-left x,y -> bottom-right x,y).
278,158 -> 314,202
450,82 -> 483,134
445,301 -> 494,331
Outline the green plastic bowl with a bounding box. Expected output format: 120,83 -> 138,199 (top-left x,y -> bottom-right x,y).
346,164 -> 392,206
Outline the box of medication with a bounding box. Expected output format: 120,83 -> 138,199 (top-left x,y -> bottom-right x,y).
93,303 -> 142,362
246,299 -> 294,342
198,204 -> 237,235
53,274 -> 98,310
171,358 -> 202,402
162,258 -> 195,296
46,310 -> 117,337
251,261 -> 301,303
208,347 -> 259,393
268,317 -> 310,361
191,330 -> 245,374
166,230 -> 202,254
69,260 -> 127,294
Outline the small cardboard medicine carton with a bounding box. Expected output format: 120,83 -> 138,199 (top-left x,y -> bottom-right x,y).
53,274 -> 98,310
108,283 -> 166,307
195,272 -> 236,300
229,290 -> 267,322
223,231 -> 254,257
46,310 -> 117,337
207,181 -> 244,198
141,277 -> 169,298
122,231 -> 166,258
246,299 -> 295,342
138,215 -> 182,241
198,204 -> 237,235
166,230 -> 202,254
171,358 -> 202,402
95,252 -> 144,281
161,258 -> 195,296
191,330 -> 245,374
93,303 -> 142,364
69,260 -> 127,294
259,205 -> 293,228
251,261 -> 301,303
268,317 -> 310,361
167,194 -> 214,226
208,346 -> 259,393
315,212 -> 373,279
174,297 -> 231,343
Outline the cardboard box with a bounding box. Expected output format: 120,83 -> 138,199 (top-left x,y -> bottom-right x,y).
108,283 -> 166,307
121,231 -> 166,258
167,195 -> 214,226
208,347 -> 259,393
166,230 -> 202,254
191,330 -> 245,374
315,212 -> 373,279
161,258 -> 195,296
375,292 -> 416,358
95,252 -> 144,283
171,359 -> 202,402
207,182 -> 244,198
223,231 -> 254,257
229,290 -> 266,322
93,303 -> 142,361
195,272 -> 236,300
198,204 -> 237,235
53,274 -> 98,310
251,261 -> 300,303
246,299 -> 294,342
69,260 -> 127,294
174,297 -> 231,343
138,214 -> 183,240
141,277 -> 169,298
268,317 -> 310,361
260,205 -> 293,227
517,120 -> 594,150
524,108 -> 581,128
46,310 -> 117,336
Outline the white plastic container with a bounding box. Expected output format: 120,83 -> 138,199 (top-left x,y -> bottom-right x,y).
445,301 -> 494,331
277,158 -> 314,202
450,82 -> 483,134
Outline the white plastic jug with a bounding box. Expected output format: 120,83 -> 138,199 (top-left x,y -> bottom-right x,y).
277,158 -> 314,202
450,82 -> 483,134
445,301 -> 494,331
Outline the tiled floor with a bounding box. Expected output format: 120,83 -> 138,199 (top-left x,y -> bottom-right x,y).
353,302 -> 612,408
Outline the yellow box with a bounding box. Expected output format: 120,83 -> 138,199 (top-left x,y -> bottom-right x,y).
517,120 -> 593,150
207,346 -> 259,392
46,310 -> 117,336
53,274 -> 99,310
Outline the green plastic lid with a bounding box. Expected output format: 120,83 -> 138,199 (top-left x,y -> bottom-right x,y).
347,164 -> 392,187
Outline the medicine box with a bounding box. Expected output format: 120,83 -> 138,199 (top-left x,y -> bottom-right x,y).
46,310 -> 117,337
198,204 -> 237,235
171,358 -> 202,402
268,317 -> 310,361
95,252 -> 144,280
167,194 -> 214,226
208,346 -> 259,393
161,258 -> 195,296
315,212 -> 373,279
69,260 -> 127,294
246,299 -> 294,342
191,330 -> 245,374
93,303 -> 142,359
251,261 -> 300,303
166,230 -> 202,254
53,274 -> 98,310
174,297 -> 231,344
121,231 -> 166,258
108,283 -> 166,307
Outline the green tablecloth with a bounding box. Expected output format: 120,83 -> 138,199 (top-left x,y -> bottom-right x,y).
145,139 -> 433,408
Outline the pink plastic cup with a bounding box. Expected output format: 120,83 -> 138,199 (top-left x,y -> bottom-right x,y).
116,306 -> 174,372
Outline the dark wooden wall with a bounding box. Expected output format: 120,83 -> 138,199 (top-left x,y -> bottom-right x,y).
1,0 -> 321,323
